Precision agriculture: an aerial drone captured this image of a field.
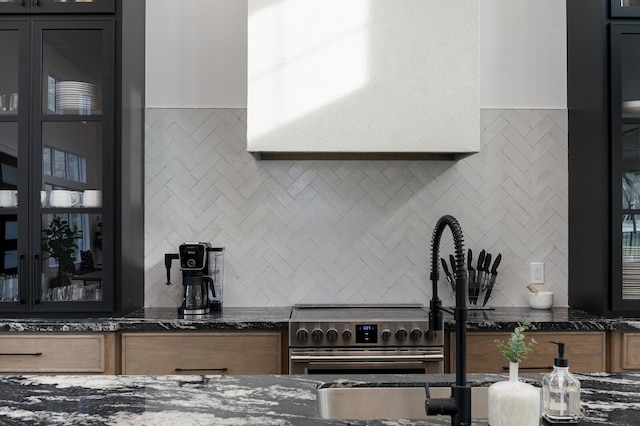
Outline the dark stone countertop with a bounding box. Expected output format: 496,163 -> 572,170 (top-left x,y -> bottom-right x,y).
458,307 -> 614,331
0,307 -> 293,332
119,306 -> 292,331
0,306 -> 639,333
0,372 -> 636,425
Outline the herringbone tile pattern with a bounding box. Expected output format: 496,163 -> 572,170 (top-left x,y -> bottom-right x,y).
144,108 -> 568,308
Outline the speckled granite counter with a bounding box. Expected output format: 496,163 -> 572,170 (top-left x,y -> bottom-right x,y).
0,306 -> 640,333
119,307 -> 292,331
0,373 -> 637,425
459,307 -> 613,331
0,307 -> 292,332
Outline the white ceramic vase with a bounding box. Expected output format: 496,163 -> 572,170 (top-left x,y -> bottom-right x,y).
488,361 -> 540,426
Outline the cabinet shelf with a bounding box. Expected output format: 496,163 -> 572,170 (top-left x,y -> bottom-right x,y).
41,208 -> 102,213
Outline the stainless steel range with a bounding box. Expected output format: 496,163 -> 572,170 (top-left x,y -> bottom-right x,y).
289,304 -> 444,374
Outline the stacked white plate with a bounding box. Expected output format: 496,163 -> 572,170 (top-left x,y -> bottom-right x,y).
623,100 -> 640,114
623,245 -> 640,299
56,81 -> 99,115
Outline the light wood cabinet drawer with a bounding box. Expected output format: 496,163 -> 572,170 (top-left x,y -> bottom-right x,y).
121,331 -> 282,375
610,331 -> 640,371
0,334 -> 112,374
450,331 -> 606,373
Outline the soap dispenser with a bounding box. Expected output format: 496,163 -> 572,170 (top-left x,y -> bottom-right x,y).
542,341 -> 581,425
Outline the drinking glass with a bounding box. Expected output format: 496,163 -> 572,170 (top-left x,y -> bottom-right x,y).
8,93 -> 18,112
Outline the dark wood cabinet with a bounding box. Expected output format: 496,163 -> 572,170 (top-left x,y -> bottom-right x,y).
568,0 -> 640,315
0,0 -> 144,315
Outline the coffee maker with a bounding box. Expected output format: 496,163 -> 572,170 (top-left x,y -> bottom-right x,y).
165,242 -> 224,316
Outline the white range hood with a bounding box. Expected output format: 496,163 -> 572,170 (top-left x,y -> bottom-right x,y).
247,0 -> 479,160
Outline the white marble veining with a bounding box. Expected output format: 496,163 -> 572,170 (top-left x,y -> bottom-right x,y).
0,373 -> 636,425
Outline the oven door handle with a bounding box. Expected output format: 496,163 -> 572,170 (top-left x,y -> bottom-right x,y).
290,354 -> 444,362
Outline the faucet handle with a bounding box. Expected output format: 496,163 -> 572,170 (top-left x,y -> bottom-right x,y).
425,381 -> 458,416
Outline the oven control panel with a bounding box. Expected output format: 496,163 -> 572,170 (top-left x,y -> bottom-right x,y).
289,321 -> 443,347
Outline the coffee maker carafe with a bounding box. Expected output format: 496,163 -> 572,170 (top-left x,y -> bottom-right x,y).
165,242 -> 223,316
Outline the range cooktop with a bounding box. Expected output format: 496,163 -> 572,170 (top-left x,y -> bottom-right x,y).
290,304 -> 428,321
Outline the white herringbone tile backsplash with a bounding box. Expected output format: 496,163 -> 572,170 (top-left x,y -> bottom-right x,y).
144,108 -> 568,308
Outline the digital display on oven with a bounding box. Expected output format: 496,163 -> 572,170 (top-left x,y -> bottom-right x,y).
355,324 -> 378,344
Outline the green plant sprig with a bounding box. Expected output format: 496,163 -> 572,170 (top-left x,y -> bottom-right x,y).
495,320 -> 537,363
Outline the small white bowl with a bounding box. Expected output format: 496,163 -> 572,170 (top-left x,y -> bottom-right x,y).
529,291 -> 554,309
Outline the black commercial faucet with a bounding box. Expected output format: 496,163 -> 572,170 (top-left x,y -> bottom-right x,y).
425,214 -> 471,426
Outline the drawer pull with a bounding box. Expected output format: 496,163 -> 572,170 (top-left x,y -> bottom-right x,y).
174,367 -> 228,372
0,352 -> 43,357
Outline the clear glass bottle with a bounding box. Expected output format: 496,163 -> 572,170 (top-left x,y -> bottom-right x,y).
542,341 -> 581,425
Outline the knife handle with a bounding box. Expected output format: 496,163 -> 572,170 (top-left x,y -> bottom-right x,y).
483,253 -> 492,272
491,253 -> 502,274
477,250 -> 485,271
440,258 -> 450,275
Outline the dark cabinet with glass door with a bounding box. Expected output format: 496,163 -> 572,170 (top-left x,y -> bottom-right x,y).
568,0 -> 640,315
612,24 -> 640,312
0,0 -> 144,315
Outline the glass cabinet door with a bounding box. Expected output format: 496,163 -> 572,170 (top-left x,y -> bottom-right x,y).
0,1 -> 28,14
612,0 -> 640,17
36,0 -> 114,14
32,21 -> 113,311
0,0 -> 114,14
0,22 -> 28,311
612,25 -> 640,310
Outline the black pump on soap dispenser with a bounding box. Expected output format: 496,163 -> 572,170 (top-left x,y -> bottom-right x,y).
541,341 -> 581,425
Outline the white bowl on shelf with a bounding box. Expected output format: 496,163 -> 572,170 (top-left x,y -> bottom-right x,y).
529,291 -> 554,310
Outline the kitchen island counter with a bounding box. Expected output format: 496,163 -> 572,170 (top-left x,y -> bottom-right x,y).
0,373 -> 636,425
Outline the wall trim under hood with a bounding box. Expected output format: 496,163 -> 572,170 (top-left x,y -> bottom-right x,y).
250,151 -> 476,162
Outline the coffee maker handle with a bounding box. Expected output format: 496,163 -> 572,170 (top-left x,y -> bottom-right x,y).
204,276 -> 215,297
164,253 -> 179,285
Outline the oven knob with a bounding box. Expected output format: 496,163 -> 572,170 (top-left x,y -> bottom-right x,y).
296,328 -> 309,342
410,327 -> 423,341
426,329 -> 438,341
311,328 -> 324,342
342,329 -> 352,341
381,329 -> 392,341
326,328 -> 338,342
395,328 -> 408,341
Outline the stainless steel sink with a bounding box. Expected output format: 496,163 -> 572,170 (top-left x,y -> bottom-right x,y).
316,384 -> 488,420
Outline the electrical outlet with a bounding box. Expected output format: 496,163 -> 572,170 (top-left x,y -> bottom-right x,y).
531,262 -> 544,284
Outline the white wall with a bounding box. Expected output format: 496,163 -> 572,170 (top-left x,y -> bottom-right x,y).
145,0 -> 247,108
145,0 -> 567,109
480,0 -> 566,108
